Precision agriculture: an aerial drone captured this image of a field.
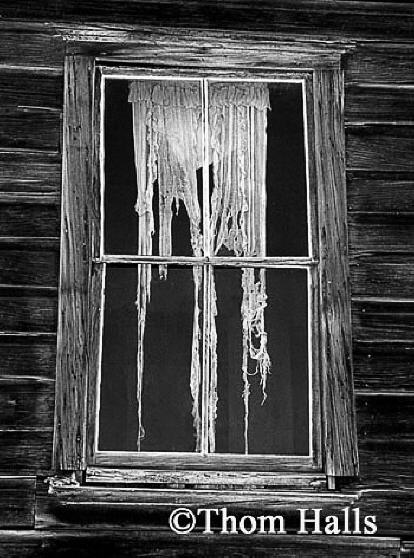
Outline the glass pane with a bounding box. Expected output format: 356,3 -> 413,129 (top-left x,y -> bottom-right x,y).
98,265 -> 138,451
104,80 -> 137,255
209,81 -> 308,257
267,83 -> 308,256
104,79 -> 204,257
213,267 -> 309,455
99,265 -> 201,452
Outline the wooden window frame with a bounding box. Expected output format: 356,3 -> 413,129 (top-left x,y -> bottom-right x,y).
53,36 -> 358,492
93,70 -> 318,475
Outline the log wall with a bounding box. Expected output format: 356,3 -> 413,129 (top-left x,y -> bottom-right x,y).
0,2 -> 413,555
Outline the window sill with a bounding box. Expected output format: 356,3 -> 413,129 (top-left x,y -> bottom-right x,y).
47,473 -> 360,513
87,467 -> 326,489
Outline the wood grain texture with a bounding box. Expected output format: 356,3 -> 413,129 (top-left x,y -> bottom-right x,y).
0,71 -> 63,110
0,109 -> 60,152
0,477 -> 35,528
0,337 -> 56,378
0,295 -> 57,333
48,479 -> 359,510
67,35 -> 342,70
33,478 -> 414,540
353,344 -> 414,391
87,467 -> 326,488
346,44 -> 414,85
36,488 -> 364,540
358,442 -> 414,489
86,68 -> 105,465
346,126 -> 414,172
357,393 -> 414,443
0,17 -> 413,550
0,31 -> 63,70
346,85 -> 414,123
0,237 -> 59,251
0,204 -> 59,237
347,172 -> 414,213
350,256 -> 414,298
0,430 -> 52,473
0,151 -> 61,193
0,250 -> 58,287
0,377 -> 54,429
314,69 -> 358,477
5,0 -> 411,40
0,192 -> 59,205
352,299 -> 414,343
0,530 -> 402,558
357,489 -> 414,537
54,55 -> 102,470
349,215 -> 414,254
94,452 -> 313,471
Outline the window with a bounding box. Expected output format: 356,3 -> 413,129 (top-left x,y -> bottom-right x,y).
54,46 -> 358,492
99,76 -> 312,462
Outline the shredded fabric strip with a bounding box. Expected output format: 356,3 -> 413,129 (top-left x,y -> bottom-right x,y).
129,80 -> 271,453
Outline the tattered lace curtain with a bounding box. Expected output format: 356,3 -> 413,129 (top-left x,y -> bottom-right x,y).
129,80 -> 271,453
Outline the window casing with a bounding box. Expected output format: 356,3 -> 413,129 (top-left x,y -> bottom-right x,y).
54,44 -> 358,490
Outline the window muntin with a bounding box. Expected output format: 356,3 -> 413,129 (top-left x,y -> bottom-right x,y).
95,74 -> 317,466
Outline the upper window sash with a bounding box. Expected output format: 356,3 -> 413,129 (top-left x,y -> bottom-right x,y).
98,71 -> 316,263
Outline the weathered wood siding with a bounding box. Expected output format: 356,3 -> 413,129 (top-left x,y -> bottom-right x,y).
0,2 -> 413,555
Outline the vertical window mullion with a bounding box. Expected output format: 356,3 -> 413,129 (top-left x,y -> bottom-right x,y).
201,78 -> 211,454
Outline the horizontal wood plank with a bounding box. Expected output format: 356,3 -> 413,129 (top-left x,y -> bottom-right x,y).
0,110 -> 60,152
35,481 -> 355,533
0,204 -> 59,237
0,192 -> 59,205
346,126 -> 414,172
70,41 -> 341,70
346,44 -> 414,85
0,337 -> 56,378
0,477 -> 35,528
0,32 -> 63,70
0,378 -> 54,429
0,71 -> 63,110
94,451 -> 313,471
346,85 -> 414,123
0,1 -> 412,39
347,172 -> 414,213
0,237 -> 59,250
358,442 -> 414,489
0,529 -> 402,558
349,215 -> 414,254
49,479 -> 358,509
357,394 -> 414,488
0,430 -> 52,473
350,258 -> 414,298
0,151 -> 61,193
357,489 -> 414,538
354,344 -> 414,391
0,250 -> 58,287
352,299 -> 414,343
0,296 -> 57,333
86,467 -> 325,488
357,393 -> 414,443
55,2 -> 414,40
